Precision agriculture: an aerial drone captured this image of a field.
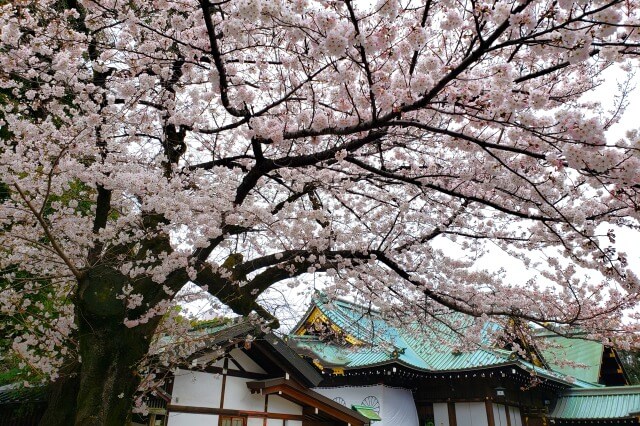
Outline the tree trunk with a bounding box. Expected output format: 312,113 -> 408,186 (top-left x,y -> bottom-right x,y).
63,266 -> 161,426
73,315 -> 153,426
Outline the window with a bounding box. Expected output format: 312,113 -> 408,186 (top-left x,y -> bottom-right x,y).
151,413 -> 166,426
220,416 -> 246,426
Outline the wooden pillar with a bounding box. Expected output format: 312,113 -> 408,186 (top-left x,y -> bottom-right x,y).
220,357 -> 229,409
263,394 -> 269,426
448,402 -> 457,426
486,400 -> 496,426
519,406 -> 527,426
504,405 -> 512,426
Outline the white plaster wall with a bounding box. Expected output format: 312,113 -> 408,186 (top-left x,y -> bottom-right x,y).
167,413 -> 218,426
434,402 -> 450,426
509,406 -> 522,426
313,384 -> 418,426
493,403 -> 509,426
268,394 -> 303,415
287,421 -> 302,426
170,367 -> 304,426
380,386 -> 419,426
229,348 -> 266,373
171,369 -> 222,408
222,376 -> 265,411
455,402 -> 488,426
267,419 -> 284,426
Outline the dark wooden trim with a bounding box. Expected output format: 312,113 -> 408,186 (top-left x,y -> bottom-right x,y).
268,384 -> 367,426
202,365 -> 271,380
167,405 -> 304,421
220,357 -> 229,408
486,400 -> 496,426
263,394 -> 269,426
229,355 -> 246,372
247,378 -> 370,426
165,372 -> 174,418
448,402 -> 457,426
504,404 -> 512,426
417,397 -> 499,403
251,341 -> 307,388
520,406 -> 527,426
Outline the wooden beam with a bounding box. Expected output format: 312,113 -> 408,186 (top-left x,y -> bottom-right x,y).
202,365 -> 270,380
220,357 -> 228,408
448,402 -> 458,426
265,385 -> 367,426
263,394 -> 268,426
486,400 -> 496,426
166,404 -> 304,421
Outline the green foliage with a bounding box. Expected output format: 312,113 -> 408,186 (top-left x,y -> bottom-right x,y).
0,366 -> 26,386
190,317 -> 232,331
42,179 -> 96,218
0,266 -> 69,386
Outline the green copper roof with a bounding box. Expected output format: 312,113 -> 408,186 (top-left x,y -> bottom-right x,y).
291,293 -> 508,373
288,293 -> 611,389
537,333 -> 604,384
352,405 -> 382,421
550,386 -> 640,419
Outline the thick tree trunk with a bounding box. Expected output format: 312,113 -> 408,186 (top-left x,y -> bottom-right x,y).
73,315 -> 152,426
67,266 -> 161,426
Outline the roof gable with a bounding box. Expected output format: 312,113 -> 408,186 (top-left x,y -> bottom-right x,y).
537,334 -> 604,384
536,332 -> 629,386
191,318 -> 322,387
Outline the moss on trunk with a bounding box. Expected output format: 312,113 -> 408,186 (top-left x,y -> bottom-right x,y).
74,318 -> 150,425
70,266 -> 160,426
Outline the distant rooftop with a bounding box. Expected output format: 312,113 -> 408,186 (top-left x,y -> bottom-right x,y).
550,386 -> 640,421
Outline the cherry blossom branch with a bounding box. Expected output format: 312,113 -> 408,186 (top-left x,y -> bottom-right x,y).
224,246 -> 625,328
188,61 -> 335,136
187,155 -> 254,172
514,50 -> 599,83
401,0 -> 536,115
345,0 -> 377,119
13,183 -> 82,279
234,130 -> 386,205
344,156 -> 558,222
409,0 -> 433,75
393,200 -> 470,253
200,0 -> 250,118
385,120 -> 547,160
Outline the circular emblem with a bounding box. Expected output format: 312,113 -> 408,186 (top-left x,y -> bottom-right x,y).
361,396 -> 380,413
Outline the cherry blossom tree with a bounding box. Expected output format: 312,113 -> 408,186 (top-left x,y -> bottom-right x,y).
1,0 -> 640,424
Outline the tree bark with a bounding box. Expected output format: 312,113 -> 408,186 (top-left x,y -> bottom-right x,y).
73,315 -> 152,426
65,266 -> 161,426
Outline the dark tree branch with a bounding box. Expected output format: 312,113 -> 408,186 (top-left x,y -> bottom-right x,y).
200,0 -> 250,117
345,156 -> 558,222
234,130 -> 386,205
